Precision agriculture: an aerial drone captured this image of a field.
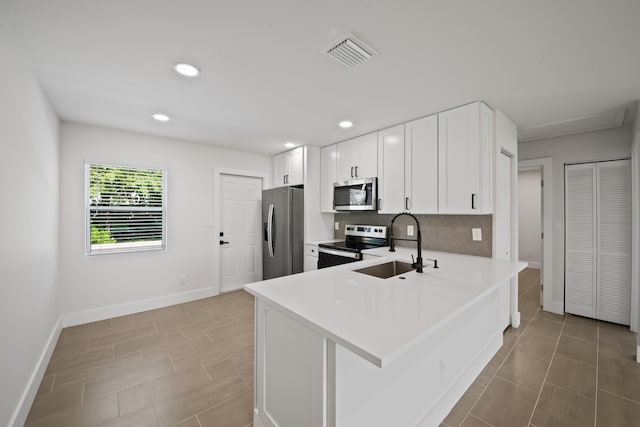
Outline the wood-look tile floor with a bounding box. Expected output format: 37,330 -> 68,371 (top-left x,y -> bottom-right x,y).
442,268 -> 640,427
28,269 -> 639,427
26,290 -> 255,427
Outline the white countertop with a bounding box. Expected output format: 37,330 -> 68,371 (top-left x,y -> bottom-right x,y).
245,248 -> 527,367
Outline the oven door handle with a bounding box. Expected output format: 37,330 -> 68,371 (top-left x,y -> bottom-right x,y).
318,247 -> 360,260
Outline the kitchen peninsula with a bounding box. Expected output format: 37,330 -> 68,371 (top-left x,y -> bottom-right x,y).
244,249 -> 527,427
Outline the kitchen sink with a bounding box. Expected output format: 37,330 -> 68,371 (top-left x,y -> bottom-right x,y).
354,260 -> 415,279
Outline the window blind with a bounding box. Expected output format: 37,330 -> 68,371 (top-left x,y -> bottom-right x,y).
87,163 -> 166,254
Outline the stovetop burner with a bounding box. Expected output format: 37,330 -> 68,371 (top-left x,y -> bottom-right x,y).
318,224 -> 388,254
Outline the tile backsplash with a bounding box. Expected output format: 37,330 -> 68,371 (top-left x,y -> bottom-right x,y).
334,212 -> 493,258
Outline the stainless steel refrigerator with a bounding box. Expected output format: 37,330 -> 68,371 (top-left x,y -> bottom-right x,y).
262,187 -> 304,280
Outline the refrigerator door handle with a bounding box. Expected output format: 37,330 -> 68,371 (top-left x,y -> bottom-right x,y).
267,203 -> 275,257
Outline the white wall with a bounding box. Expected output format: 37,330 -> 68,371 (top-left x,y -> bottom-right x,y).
0,13 -> 61,427
59,123 -> 271,323
519,126 -> 633,313
518,169 -> 541,267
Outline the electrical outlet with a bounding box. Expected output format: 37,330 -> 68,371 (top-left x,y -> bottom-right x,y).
407,225 -> 414,236
335,221 -> 340,231
472,228 -> 482,241
553,221 -> 562,231
179,273 -> 187,285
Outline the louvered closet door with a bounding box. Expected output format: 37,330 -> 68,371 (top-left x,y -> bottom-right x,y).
565,164 -> 597,318
597,160 -> 631,325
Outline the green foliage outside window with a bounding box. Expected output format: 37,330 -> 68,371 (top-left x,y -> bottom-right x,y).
88,164 -> 165,252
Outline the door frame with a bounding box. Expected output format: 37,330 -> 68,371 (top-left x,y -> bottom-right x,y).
213,168 -> 269,295
518,158 -> 554,313
630,136 -> 639,335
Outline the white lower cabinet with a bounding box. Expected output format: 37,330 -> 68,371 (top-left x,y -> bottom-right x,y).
304,244 -> 318,271
254,300 -> 326,427
253,283 -> 509,427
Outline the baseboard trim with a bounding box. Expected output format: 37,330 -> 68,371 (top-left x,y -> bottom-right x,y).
525,261 -> 541,269
63,287 -> 220,327
10,316 -> 62,427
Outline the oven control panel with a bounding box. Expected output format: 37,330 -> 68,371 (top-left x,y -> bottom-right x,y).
344,224 -> 387,239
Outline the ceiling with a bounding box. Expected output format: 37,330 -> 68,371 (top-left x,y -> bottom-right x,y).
1,0 -> 639,155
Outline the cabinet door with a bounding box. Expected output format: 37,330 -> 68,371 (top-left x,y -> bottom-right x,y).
405,115 -> 438,214
377,125 -> 405,213
273,152 -> 288,187
438,103 -> 481,214
320,145 -> 337,212
336,139 -> 359,181
287,147 -> 304,186
304,255 -> 318,272
354,132 -> 378,179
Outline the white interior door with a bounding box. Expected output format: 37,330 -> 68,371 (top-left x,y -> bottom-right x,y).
596,160 -> 631,324
565,163 -> 597,318
220,174 -> 263,293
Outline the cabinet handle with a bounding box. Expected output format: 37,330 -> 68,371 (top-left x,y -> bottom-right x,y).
355,166 -> 358,177
350,166 -> 354,178
405,197 -> 410,211
471,193 -> 477,210
378,198 -> 382,210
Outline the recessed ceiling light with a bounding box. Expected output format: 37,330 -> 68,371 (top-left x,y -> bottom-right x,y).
174,63 -> 200,77
152,113 -> 170,122
339,120 -> 354,128
284,142 -> 296,148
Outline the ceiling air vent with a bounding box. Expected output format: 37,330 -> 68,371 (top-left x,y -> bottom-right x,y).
323,33 -> 377,69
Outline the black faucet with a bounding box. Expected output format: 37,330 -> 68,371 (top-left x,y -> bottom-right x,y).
389,212 -> 423,273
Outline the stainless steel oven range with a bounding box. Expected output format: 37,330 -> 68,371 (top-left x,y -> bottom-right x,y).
318,224 -> 388,269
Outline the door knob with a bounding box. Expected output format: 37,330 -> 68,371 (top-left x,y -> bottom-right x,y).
220,240 -> 230,245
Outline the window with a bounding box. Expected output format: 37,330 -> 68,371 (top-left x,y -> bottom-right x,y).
86,163 -> 166,254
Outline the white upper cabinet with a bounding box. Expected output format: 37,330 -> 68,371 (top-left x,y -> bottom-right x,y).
273,147 -> 304,187
377,124 -> 406,213
336,132 -> 377,182
438,102 -> 493,214
288,146 -> 304,185
406,115 -> 438,213
320,145 -> 337,212
377,116 -> 438,214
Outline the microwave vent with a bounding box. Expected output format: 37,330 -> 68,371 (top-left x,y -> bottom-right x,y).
323,33 -> 377,69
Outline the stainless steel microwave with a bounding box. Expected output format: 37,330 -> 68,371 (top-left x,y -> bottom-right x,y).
333,178 -> 377,211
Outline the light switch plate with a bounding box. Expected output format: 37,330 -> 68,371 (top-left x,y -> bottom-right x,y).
472,228 -> 482,241
407,225 -> 414,236
335,222 -> 340,231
